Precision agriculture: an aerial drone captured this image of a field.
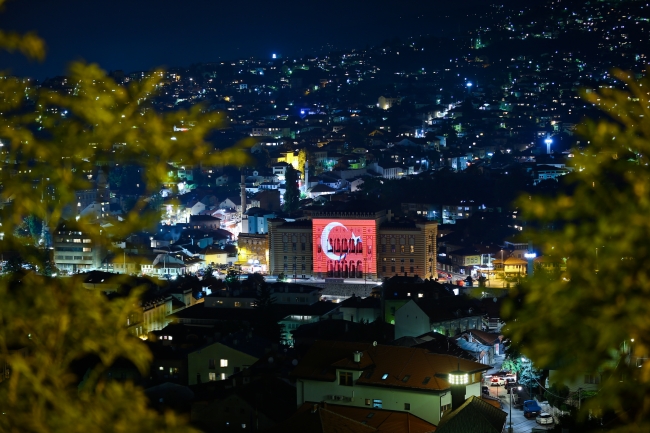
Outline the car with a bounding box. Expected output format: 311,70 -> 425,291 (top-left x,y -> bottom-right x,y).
524,400 -> 542,418
490,377 -> 505,386
536,413 -> 554,425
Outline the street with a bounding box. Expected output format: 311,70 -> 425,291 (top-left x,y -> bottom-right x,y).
484,355 -> 554,433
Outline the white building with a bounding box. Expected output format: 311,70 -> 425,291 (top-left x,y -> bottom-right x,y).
291,340 -> 491,426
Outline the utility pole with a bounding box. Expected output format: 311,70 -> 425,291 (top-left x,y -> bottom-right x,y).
578,388 -> 582,410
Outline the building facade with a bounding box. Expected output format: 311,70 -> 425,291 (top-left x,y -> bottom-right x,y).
267,210 -> 437,281
53,223 -> 106,272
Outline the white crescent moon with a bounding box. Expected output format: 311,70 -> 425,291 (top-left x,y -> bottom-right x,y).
321,222 -> 348,261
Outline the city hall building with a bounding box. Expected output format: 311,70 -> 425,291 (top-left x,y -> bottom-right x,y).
268,208 -> 437,281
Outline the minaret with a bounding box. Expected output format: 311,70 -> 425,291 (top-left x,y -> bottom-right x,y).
240,171 -> 248,233
303,161 -> 309,194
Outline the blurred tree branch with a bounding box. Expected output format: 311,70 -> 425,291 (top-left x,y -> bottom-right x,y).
0,15 -> 249,433
504,68 -> 650,432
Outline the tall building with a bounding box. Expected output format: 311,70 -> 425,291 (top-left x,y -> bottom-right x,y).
53,221 -> 107,273
268,206 -> 437,280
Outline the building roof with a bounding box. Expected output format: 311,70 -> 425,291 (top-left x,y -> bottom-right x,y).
268,402 -> 437,433
465,329 -> 501,346
266,402 -> 375,433
410,297 -> 485,323
291,340 -> 490,392
436,396 -> 507,433
309,183 -> 337,193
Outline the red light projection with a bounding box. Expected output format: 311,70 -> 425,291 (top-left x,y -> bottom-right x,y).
313,219 -> 376,277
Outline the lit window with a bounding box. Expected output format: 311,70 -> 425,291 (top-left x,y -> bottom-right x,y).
220,359 -> 228,367
159,366 -> 163,370
209,372 -> 216,381
339,371 -> 353,386
221,373 -> 226,380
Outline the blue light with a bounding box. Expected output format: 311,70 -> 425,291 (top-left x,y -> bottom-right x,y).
272,53 -> 277,59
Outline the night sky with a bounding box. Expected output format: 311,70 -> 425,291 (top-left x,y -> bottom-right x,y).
0,0 -> 487,79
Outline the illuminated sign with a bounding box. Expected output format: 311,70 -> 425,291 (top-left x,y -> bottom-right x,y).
313,219 -> 376,277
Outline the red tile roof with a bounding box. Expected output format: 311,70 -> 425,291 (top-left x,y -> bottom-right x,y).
292,340 -> 490,392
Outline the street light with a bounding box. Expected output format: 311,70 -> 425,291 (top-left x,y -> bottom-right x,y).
509,386 -> 523,433
544,136 -> 553,154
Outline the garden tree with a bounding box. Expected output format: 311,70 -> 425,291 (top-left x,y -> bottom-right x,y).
224,268 -> 241,289
283,164 -> 300,213
503,70 -> 650,432
254,281 -> 284,344
25,215 -> 42,244
297,147 -> 314,173
500,344 -> 542,395
544,383 -> 571,410
0,11 -> 251,433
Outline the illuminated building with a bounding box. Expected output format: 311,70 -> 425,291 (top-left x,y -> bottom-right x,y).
267,208 -> 437,280
53,221 -> 107,273
237,232 -> 269,273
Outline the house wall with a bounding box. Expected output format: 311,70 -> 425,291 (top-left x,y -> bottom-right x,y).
268,220 -> 314,277
548,370 -> 601,393
430,316 -> 484,337
143,298 -> 174,334
384,299 -> 410,325
296,374 -> 449,425
192,393 -> 276,433
188,342 -> 259,385
377,221 -> 437,280
338,306 -> 380,323
394,301 -> 430,340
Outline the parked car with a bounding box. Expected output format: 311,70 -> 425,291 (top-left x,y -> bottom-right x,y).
490,377 -> 505,386
536,413 -> 554,425
505,381 -> 521,391
524,400 -> 542,418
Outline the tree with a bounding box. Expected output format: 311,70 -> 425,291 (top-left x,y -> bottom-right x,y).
503,70 -> 650,432
283,165 -> 300,213
26,215 -> 42,245
545,383 -> 571,410
297,147 -> 315,174
253,281 -> 284,344
0,13 -> 250,433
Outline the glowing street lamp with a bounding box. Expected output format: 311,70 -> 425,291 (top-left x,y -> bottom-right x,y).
544,136 -> 553,154
509,386 -> 523,433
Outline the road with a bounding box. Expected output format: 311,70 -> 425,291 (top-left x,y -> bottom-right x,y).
485,383 -> 554,433
483,355 -> 554,433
